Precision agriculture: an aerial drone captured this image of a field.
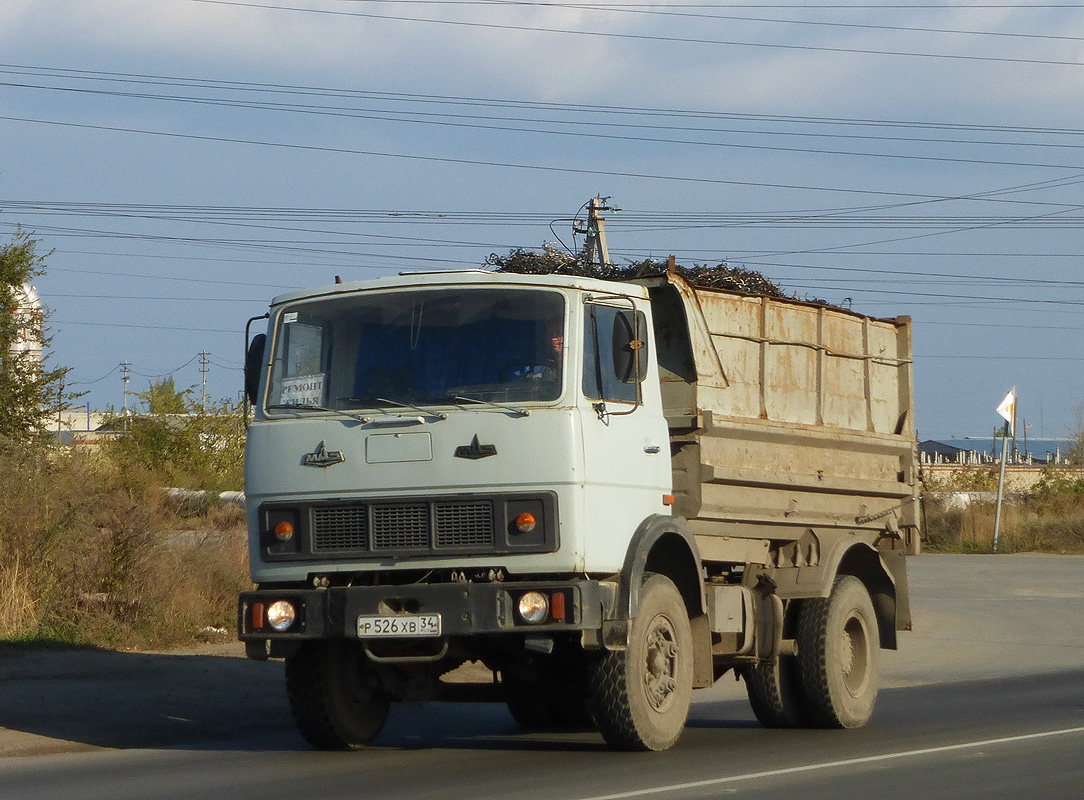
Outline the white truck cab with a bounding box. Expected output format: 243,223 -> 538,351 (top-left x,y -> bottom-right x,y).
244,270 -> 671,581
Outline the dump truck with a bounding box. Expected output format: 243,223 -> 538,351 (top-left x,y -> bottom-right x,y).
238,260 -> 919,751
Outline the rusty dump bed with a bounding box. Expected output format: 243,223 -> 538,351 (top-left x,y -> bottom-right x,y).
633,272 -> 920,564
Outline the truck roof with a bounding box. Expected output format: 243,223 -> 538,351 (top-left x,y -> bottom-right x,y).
267,269 -> 651,308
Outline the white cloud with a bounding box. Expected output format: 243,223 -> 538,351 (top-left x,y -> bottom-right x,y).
2,0 -> 1078,124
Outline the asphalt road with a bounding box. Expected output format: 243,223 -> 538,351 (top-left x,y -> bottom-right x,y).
2,554 -> 1083,799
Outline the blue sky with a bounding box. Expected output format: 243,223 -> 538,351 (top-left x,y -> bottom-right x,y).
1,1 -> 1083,438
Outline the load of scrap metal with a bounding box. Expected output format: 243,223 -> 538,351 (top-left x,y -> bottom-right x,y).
486,249 -> 785,297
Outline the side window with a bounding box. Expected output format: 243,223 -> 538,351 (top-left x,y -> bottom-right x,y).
582,303 -> 648,404
271,315 -> 329,406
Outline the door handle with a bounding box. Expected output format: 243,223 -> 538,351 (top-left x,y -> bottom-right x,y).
643,445 -> 661,454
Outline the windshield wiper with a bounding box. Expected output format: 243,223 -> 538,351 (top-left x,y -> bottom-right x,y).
339,396 -> 447,421
267,403 -> 370,423
453,395 -> 530,418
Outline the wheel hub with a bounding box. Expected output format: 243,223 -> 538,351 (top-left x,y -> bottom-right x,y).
841,628 -> 855,676
643,615 -> 679,712
840,613 -> 869,697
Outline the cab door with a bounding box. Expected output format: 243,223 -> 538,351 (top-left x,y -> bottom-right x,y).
578,299 -> 673,572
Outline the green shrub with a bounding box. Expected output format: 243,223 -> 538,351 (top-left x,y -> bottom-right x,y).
103,398 -> 245,494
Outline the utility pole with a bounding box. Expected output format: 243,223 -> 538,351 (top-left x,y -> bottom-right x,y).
56,374 -> 64,445
993,388 -> 1016,553
120,361 -> 131,419
577,196 -> 617,267
199,351 -> 210,410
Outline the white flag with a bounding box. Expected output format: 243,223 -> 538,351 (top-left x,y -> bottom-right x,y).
996,389 -> 1016,434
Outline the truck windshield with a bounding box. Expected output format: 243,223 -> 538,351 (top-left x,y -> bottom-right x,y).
266,287 -> 565,411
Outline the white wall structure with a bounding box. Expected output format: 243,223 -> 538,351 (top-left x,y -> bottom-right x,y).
9,282 -> 43,363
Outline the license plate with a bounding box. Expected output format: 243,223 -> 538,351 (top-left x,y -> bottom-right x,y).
356,613 -> 442,638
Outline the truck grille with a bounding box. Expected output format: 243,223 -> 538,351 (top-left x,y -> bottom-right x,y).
435,502 -> 494,548
311,500 -> 494,554
312,506 -> 368,551
373,504 -> 430,550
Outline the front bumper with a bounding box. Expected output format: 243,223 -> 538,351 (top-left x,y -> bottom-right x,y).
238,579 -> 604,644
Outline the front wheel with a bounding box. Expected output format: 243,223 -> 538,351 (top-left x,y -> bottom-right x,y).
588,574 -> 694,751
285,640 -> 390,749
796,575 -> 880,729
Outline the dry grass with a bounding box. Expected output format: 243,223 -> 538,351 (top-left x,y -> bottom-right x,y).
922,465 -> 1084,554
923,495 -> 1084,554
0,445 -> 249,649
0,557 -> 36,637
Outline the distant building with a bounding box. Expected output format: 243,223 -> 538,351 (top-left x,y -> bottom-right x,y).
920,440 -> 974,463
9,282 -> 43,363
55,408 -> 115,448
920,438 -> 1072,466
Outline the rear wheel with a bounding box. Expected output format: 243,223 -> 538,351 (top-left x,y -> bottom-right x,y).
588,574 -> 694,751
796,575 -> 880,729
742,654 -> 806,728
285,640 -> 390,749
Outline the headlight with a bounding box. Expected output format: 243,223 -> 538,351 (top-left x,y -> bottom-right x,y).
517,591 -> 549,624
266,600 -> 297,631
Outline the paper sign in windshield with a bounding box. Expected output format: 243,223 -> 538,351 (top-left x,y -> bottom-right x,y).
278,374 -> 325,406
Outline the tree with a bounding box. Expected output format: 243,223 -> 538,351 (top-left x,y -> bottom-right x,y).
139,377 -> 192,415
0,232 -> 77,444
104,395 -> 246,492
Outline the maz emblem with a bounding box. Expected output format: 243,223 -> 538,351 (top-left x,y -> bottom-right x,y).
454,435 -> 498,460
302,441 -> 346,468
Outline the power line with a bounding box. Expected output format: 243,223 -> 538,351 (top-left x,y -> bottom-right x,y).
326,0 -> 1084,44
70,364 -> 123,386
919,321 -> 1084,331
915,354 -> 1084,361
327,2 -> 1084,8
6,62 -> 1084,140
53,248 -> 438,268
9,112 -> 1040,200
711,258 -> 1084,289
54,319 -> 241,333
783,283 -> 1084,306
6,78 -> 1084,170
12,205 -> 1084,230
0,220 -> 484,265
184,0 -> 1084,67
46,265 -> 300,291
128,355 -> 202,379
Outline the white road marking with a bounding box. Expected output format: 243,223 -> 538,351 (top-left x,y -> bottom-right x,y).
574,725 -> 1084,800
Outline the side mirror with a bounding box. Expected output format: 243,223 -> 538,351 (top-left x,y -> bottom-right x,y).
245,333 -> 266,405
612,310 -> 647,384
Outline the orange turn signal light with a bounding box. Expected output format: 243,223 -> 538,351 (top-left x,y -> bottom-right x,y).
550,591 -> 566,621
663,494 -> 675,506
273,520 -> 295,541
515,512 -> 537,533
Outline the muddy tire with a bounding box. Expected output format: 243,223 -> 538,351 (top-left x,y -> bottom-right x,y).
588,574 -> 694,751
796,575 -> 880,729
742,654 -> 806,728
285,640 -> 390,749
